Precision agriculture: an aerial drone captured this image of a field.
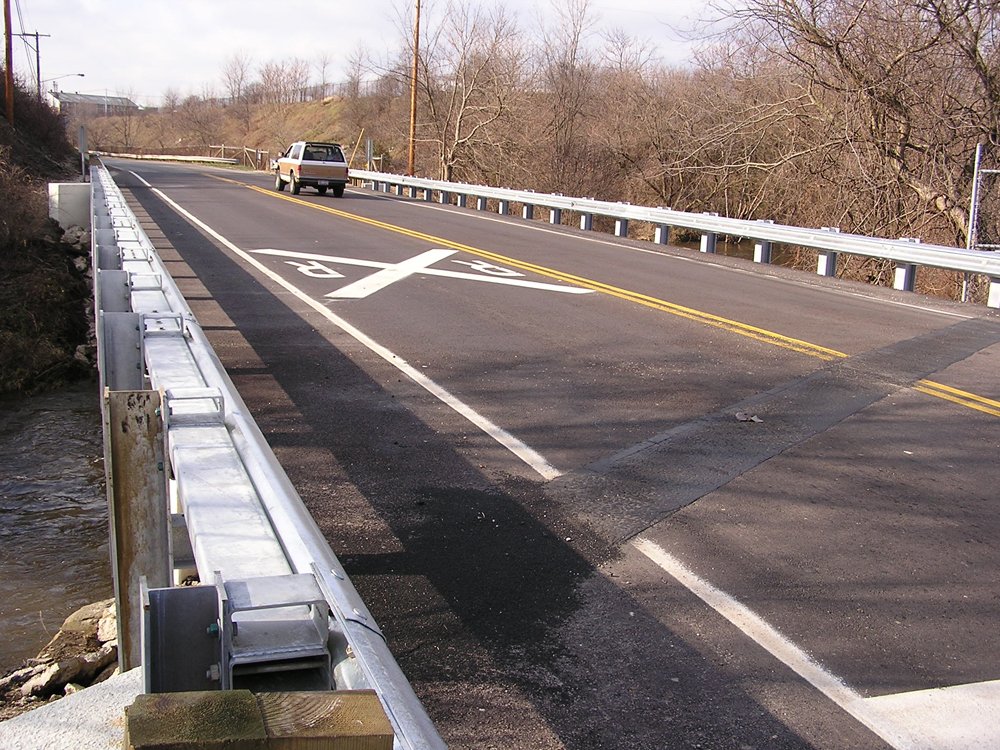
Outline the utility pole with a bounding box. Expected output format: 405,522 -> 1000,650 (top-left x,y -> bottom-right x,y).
407,0 -> 420,176
14,31 -> 50,102
3,0 -> 13,124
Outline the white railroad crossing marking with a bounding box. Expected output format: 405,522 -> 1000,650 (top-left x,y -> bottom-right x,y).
253,248 -> 593,300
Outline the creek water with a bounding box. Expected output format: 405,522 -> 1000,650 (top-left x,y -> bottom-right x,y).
0,379 -> 112,675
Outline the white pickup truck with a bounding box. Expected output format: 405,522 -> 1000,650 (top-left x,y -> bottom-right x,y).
273,141 -> 349,197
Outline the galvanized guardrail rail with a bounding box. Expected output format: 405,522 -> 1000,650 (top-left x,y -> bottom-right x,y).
350,169 -> 1000,309
91,163 -> 445,750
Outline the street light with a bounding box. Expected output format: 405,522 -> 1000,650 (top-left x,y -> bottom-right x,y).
42,72 -> 85,88
41,73 -> 84,106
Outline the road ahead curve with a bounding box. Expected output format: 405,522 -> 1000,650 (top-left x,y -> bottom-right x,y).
107,158 -> 1000,750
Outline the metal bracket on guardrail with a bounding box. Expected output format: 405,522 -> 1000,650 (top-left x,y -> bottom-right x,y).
162,387 -> 225,427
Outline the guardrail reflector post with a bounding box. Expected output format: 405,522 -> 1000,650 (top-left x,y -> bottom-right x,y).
550,207 -> 562,225
894,263 -> 917,292
615,218 -> 629,238
477,196 -> 488,211
754,240 -> 772,264
655,225 -> 670,245
580,214 -> 593,231
105,389 -> 170,670
498,199 -> 510,215
700,232 -> 717,254
522,204 -> 534,220
439,191 -> 451,205
457,193 -> 468,208
988,277 -> 1000,308
817,250 -> 838,276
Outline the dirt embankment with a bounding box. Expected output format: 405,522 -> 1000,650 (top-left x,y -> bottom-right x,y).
1,79 -> 94,394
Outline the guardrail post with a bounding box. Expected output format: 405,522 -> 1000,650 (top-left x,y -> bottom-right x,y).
522,204 -> 534,220
615,218 -> 629,238
104,389 -> 170,670
580,214 -> 593,231
655,225 -> 670,245
408,186 -> 418,199
423,189 -> 434,202
893,238 -> 919,292
439,191 -> 451,205
817,251 -> 838,276
550,207 -> 562,225
476,196 -> 488,211
988,278 -> 1000,308
700,212 -> 719,253
457,193 -> 468,208
754,240 -> 772,264
754,220 -> 776,263
395,184 -> 404,196
894,264 -> 917,292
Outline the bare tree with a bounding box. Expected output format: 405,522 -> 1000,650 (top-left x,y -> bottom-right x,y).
222,52 -> 255,134
178,94 -> 224,147
161,87 -> 180,113
314,52 -> 333,99
534,0 -> 599,195
259,58 -> 312,105
719,0 -> 1000,245
417,1 -> 525,181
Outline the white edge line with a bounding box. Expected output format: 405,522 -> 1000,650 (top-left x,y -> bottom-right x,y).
632,536 -> 917,750
129,174 -> 562,481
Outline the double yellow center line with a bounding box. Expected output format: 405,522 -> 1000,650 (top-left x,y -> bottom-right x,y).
221,176 -> 1000,418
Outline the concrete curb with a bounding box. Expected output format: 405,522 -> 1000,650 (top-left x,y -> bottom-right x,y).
0,668 -> 142,750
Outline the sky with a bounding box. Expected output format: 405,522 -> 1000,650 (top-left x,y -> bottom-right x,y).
6,0 -> 710,107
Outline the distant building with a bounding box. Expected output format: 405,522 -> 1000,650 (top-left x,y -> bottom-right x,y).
47,91 -> 140,118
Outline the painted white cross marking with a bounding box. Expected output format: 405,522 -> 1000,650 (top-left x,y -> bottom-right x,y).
253,248 -> 593,300
331,248 -> 456,299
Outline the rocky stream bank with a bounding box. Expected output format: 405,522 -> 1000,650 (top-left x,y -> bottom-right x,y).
0,599 -> 119,722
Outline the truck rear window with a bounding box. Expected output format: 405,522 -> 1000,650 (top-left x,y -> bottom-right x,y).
304,144 -> 345,162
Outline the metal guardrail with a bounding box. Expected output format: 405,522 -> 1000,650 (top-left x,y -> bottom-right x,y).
350,169 -> 1000,309
91,163 -> 445,750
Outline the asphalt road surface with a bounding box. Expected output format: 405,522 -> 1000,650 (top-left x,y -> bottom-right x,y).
107,158 -> 1000,750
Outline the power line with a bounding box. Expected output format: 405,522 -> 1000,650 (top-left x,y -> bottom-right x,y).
12,0 -> 31,78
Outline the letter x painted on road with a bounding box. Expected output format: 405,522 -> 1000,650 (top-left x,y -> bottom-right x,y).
253,248 -> 593,299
